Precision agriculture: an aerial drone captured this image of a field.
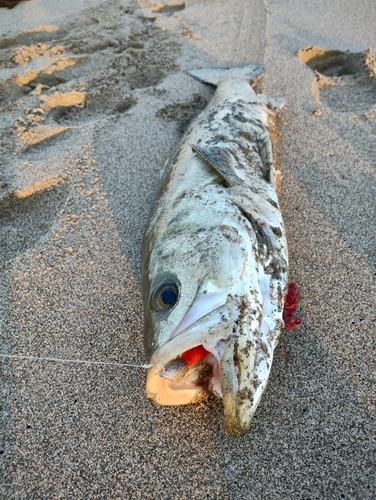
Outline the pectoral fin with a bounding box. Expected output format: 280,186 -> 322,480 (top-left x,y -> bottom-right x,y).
258,95 -> 285,114
191,144 -> 239,187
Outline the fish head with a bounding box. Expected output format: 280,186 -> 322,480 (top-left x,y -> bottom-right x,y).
142,215 -> 275,436
142,219 -> 247,357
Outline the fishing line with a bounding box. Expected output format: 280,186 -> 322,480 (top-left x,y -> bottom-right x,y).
0,353 -> 154,369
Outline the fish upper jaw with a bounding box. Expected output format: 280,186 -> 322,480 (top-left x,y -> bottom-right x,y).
149,299 -> 234,369
172,291 -> 228,338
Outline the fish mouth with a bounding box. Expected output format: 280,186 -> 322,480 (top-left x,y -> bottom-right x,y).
146,345 -> 221,406
146,292 -> 230,406
146,291 -> 260,436
146,336 -> 256,437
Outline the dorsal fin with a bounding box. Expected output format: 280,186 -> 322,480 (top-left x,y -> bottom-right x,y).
191,144 -> 238,187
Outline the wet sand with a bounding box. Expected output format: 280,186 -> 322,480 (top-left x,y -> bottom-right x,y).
0,0 -> 375,498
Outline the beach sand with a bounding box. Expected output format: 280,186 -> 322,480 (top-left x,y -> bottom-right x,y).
0,0 -> 375,498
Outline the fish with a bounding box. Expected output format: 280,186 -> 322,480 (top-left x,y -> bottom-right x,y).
141,66 -> 301,436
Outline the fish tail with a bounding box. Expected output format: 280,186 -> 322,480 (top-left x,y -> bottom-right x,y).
187,66 -> 285,113
187,65 -> 264,87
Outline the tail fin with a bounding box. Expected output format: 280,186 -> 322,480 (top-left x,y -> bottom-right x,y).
187,65 -> 285,113
187,65 -> 264,86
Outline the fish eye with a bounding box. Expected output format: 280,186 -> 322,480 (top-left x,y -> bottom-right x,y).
152,282 -> 179,311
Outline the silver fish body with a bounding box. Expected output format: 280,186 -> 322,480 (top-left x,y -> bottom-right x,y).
141,66 -> 288,436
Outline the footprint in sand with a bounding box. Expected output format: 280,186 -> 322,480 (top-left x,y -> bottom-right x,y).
0,176 -> 68,266
0,13 -> 178,129
298,47 -> 376,116
0,7 -> 182,266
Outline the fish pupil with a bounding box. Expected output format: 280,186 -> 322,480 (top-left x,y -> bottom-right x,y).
161,288 -> 177,306
152,281 -> 179,310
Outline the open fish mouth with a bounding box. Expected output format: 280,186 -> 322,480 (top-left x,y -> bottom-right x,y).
146,343 -> 222,406
146,292 -> 231,406
145,290 -> 265,437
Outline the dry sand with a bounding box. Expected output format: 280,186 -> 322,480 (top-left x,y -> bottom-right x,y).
0,0 -> 375,498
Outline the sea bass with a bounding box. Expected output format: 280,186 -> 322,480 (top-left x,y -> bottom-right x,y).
141,66 -> 301,436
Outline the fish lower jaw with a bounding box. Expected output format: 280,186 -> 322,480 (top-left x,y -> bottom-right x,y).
146,365 -> 204,405
146,353 -> 220,406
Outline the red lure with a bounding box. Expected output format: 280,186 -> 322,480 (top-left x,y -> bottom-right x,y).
283,282 -> 302,330
180,345 -> 210,366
